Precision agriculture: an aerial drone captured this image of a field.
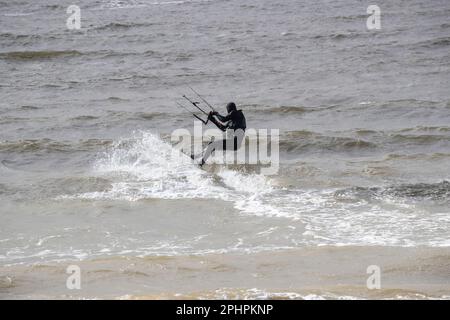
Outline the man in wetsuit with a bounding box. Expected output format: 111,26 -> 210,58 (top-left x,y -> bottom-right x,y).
192,102 -> 246,166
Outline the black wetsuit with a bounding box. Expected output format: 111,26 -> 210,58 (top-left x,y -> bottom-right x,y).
195,108 -> 247,165
210,109 -> 247,133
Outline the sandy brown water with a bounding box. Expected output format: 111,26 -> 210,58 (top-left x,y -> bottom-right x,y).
1,246 -> 449,299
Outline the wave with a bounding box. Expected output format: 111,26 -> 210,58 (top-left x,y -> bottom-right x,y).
20,105 -> 39,110
0,116 -> 51,125
389,133 -> 450,144
107,96 -> 129,101
354,129 -> 379,136
384,152 -> 450,161
70,115 -> 100,121
57,132 -> 450,248
312,32 -> 362,41
280,131 -> 377,152
332,14 -> 368,21
384,181 -> 450,201
52,49 -> 141,59
247,104 -> 340,115
0,33 -> 40,41
0,139 -> 112,153
334,181 -> 450,202
99,0 -> 211,10
279,127 -> 450,154
108,74 -> 156,81
93,22 -> 155,31
105,110 -> 168,120
383,99 -> 442,106
44,4 -> 66,10
0,50 -> 82,61
91,96 -> 131,103
133,112 -> 167,120
64,131 -> 281,215
398,126 -> 450,133
417,37 -> 450,49
350,99 -> 444,111
261,106 -> 311,114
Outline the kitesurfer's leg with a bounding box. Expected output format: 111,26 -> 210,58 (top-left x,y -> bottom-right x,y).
201,132 -> 244,165
199,130 -> 244,166
229,129 -> 244,151
200,139 -> 224,165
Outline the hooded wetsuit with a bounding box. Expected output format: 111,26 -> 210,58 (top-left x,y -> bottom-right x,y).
194,103 -> 246,165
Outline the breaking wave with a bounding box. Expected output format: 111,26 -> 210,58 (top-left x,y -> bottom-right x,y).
65,131 -> 280,216
60,131 -> 450,247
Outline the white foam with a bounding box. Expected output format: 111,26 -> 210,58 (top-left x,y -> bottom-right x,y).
70,132 -> 279,216
205,288 -> 362,300
63,131 -> 450,248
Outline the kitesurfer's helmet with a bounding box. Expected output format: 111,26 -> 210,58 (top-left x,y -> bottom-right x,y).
226,102 -> 237,113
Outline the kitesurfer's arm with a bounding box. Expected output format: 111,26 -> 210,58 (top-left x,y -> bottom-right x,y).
212,111 -> 232,122
208,112 -> 228,132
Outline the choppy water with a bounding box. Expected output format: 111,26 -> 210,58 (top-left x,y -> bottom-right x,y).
1,0 -> 450,299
